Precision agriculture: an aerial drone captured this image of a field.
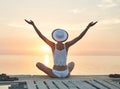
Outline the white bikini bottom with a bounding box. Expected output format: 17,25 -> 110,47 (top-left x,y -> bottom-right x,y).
52,69 -> 69,78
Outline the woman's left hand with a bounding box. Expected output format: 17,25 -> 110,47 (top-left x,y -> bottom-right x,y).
24,19 -> 34,25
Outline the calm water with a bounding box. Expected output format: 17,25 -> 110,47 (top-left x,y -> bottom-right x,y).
0,55 -> 120,75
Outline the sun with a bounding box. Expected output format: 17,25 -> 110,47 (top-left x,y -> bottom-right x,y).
41,44 -> 51,53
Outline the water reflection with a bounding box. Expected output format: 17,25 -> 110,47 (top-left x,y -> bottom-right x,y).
44,55 -> 49,67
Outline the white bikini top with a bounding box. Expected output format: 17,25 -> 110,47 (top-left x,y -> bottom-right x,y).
53,44 -> 67,66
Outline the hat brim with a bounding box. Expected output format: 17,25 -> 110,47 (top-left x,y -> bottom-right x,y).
52,29 -> 68,42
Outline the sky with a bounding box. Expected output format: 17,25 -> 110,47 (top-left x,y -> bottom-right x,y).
0,0 -> 120,56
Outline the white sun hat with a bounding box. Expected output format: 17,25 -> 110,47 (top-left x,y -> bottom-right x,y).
52,29 -> 68,42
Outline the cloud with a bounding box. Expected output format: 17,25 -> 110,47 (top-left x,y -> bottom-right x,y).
69,8 -> 86,14
98,0 -> 119,9
101,18 -> 120,24
8,23 -> 26,28
6,23 -> 31,30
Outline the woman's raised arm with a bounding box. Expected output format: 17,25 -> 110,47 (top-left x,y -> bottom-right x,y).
66,21 -> 97,47
24,19 -> 54,48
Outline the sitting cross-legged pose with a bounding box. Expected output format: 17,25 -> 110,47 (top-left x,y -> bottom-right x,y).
25,19 -> 97,78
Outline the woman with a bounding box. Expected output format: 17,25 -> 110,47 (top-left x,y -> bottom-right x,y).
25,19 -> 97,78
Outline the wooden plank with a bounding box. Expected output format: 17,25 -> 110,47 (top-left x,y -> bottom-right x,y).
104,80 -> 120,89
52,80 -> 68,89
70,80 -> 93,89
62,80 -> 79,89
86,80 -> 109,89
79,80 -> 97,89
94,80 -> 120,89
36,81 -> 48,89
26,80 -> 36,89
45,80 -> 58,89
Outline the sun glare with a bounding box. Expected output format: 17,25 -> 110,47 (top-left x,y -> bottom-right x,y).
42,45 -> 51,53
44,55 -> 49,66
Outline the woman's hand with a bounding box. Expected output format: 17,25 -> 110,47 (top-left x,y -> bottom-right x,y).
87,21 -> 98,28
24,19 -> 34,25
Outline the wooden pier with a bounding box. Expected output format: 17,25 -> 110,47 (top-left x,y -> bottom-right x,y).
0,75 -> 120,89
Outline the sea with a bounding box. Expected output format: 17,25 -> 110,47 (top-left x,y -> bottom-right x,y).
0,54 -> 120,75
0,55 -> 120,89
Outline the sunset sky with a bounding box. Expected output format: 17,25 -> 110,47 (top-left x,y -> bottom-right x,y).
0,0 -> 120,56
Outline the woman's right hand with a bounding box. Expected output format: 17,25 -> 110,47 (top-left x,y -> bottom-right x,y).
87,21 -> 97,28
24,19 -> 34,25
